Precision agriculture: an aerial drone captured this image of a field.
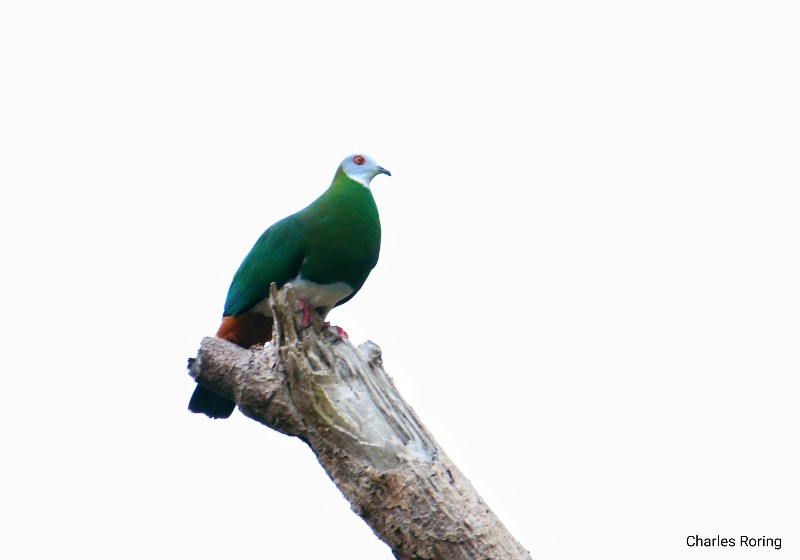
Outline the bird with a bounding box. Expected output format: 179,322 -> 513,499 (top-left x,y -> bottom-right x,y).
189,153 -> 391,419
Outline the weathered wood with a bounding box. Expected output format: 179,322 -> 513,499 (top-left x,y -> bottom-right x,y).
189,284 -> 532,560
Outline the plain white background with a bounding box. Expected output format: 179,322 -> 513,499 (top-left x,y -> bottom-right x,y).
1,1 -> 798,559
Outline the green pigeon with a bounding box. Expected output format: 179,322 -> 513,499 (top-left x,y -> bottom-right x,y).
189,153 -> 391,418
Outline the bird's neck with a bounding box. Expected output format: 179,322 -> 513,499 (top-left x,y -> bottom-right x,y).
299,169 -> 379,228
330,167 -> 368,190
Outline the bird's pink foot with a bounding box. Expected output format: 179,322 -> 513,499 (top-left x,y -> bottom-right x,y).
324,322 -> 349,339
297,301 -> 313,328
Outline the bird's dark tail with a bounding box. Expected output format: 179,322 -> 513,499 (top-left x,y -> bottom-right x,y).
189,313 -> 274,419
188,385 -> 236,419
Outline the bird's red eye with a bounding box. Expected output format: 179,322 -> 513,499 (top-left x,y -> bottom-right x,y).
353,155 -> 365,165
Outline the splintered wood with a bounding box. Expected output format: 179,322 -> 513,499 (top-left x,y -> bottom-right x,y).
189,284 -> 532,560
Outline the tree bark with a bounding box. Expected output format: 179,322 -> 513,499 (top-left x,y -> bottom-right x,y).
188,284 -> 532,560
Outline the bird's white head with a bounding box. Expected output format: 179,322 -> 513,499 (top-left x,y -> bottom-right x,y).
340,154 -> 391,188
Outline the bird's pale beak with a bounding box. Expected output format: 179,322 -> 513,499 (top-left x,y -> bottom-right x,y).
377,166 -> 391,177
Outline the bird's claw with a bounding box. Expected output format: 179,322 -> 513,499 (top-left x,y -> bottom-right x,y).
297,302 -> 347,339
324,322 -> 349,339
297,301 -> 313,328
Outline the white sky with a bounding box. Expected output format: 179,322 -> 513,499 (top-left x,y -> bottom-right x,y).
2,1 -> 799,559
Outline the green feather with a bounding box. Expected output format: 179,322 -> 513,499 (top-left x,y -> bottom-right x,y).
223,167 -> 381,317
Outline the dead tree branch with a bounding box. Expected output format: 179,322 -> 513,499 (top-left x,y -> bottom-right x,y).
188,284 -> 532,560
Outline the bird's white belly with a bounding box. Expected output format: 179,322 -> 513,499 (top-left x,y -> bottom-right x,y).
250,276 -> 353,316
287,276 -> 353,309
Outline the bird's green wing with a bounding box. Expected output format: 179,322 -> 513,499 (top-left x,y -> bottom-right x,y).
223,215 -> 305,317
